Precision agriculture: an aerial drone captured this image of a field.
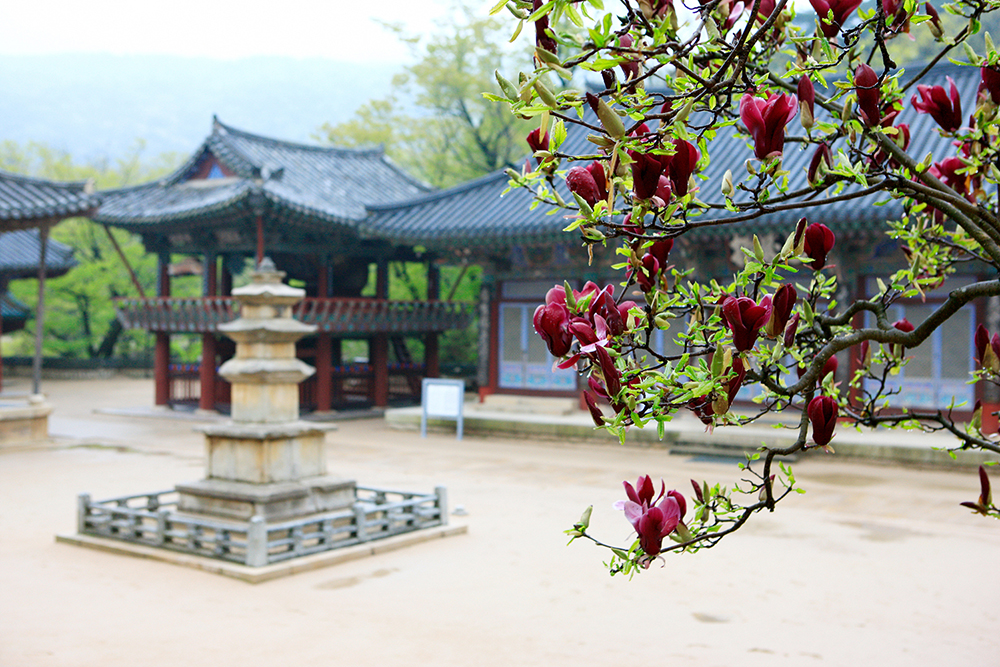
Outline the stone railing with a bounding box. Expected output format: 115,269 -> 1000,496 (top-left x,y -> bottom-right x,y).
77,486 -> 448,567
114,297 -> 473,335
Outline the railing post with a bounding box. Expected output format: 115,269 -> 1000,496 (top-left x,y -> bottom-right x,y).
155,510 -> 169,546
77,493 -> 91,533
435,486 -> 449,526
353,502 -> 368,542
246,516 -> 268,567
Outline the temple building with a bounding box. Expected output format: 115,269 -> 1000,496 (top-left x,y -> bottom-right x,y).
96,118 -> 472,412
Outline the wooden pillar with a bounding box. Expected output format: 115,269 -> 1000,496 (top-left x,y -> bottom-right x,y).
157,252 -> 171,297
155,332 -> 170,406
371,258 -> 390,406
331,338 -> 343,403
155,252 -> 171,406
199,334 -> 217,411
220,256 -> 234,296
316,334 -> 332,412
425,261 -> 440,378
31,225 -> 49,395
371,334 -> 389,407
256,215 -> 265,267
199,251 -> 218,412
315,258 -> 332,412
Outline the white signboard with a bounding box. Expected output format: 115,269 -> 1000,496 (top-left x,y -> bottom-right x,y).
421,378 -> 465,440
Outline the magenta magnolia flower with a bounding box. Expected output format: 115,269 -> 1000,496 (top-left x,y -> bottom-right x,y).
739,92 -> 797,160
911,77 -> 963,132
925,2 -> 943,38
663,138 -> 700,196
808,395 -> 838,446
960,465 -> 994,515
614,477 -> 685,557
802,222 -> 835,270
654,175 -> 672,206
755,0 -> 776,23
632,238 -> 673,292
808,143 -> 833,185
566,166 -> 602,207
583,391 -> 605,426
798,76 -> 815,130
526,128 -> 549,153
891,317 -> 914,357
981,67 -> 1000,105
854,64 -> 881,127
929,156 -> 969,197
533,301 -> 573,357
617,34 -> 640,82
765,284 -> 797,337
893,318 -> 914,333
783,312 -> 800,348
809,0 -> 862,38
629,150 -> 665,200
722,295 -> 773,352
532,0 -> 557,53
975,324 -> 1000,372
590,287 -> 629,337
587,162 -> 610,202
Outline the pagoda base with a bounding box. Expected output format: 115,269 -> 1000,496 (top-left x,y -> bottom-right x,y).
176,475 -> 356,522
196,421 -> 328,484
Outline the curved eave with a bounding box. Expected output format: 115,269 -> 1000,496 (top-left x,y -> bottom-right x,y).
94,181 -> 256,228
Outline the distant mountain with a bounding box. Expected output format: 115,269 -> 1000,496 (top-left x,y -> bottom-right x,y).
0,54 -> 398,164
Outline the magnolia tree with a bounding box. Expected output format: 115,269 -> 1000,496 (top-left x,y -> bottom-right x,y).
489,0 -> 1000,575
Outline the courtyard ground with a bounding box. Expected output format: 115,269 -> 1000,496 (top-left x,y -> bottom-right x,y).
0,376 -> 997,666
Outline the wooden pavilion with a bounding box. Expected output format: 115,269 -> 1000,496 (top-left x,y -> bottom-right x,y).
0,171 -> 98,394
96,118 -> 473,412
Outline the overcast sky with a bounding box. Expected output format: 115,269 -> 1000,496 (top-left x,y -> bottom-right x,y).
0,0 -> 466,63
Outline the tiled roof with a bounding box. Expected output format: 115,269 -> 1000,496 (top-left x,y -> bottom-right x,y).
0,229 -> 77,279
366,62 -> 976,249
0,170 -> 100,229
1,291 -> 30,328
95,117 -> 431,231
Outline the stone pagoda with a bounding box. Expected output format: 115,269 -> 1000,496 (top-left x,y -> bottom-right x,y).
66,259 -> 455,576
176,258 -> 355,521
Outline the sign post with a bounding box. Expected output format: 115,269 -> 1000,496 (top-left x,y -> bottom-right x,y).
421,378 -> 465,440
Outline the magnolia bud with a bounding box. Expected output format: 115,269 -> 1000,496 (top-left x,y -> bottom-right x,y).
587,92 -> 626,140
533,80 -> 559,107
721,169 -> 735,197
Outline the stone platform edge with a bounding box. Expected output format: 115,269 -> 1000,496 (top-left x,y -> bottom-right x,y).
56,522 -> 468,584
388,408 -> 998,467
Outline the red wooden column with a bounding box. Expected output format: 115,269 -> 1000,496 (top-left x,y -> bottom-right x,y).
424,261 -> 440,378
314,260 -> 333,412
331,338 -> 343,403
372,258 -> 390,407
199,252 -> 218,412
154,253 -> 171,406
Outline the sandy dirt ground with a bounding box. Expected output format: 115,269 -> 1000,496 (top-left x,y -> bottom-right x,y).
1,376 -> 998,667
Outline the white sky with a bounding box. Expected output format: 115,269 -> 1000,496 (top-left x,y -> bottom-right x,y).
0,0 -> 470,63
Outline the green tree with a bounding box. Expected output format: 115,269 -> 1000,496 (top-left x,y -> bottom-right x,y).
316,3 -> 534,188
1,141 -> 181,359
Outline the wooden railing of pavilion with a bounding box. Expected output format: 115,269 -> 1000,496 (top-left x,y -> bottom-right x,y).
113,297 -> 474,334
